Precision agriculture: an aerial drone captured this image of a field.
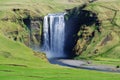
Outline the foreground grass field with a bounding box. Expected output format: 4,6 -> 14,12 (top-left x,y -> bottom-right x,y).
0,34 -> 120,80
0,64 -> 120,80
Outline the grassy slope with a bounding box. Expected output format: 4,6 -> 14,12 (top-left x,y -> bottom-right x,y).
0,34 -> 48,68
0,31 -> 120,80
0,0 -> 120,80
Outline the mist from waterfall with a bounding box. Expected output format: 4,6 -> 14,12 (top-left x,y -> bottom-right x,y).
42,13 -> 66,58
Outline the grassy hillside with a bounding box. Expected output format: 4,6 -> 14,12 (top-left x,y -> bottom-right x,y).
0,26 -> 120,80
0,0 -> 84,17
0,34 -> 48,68
0,35 -> 120,80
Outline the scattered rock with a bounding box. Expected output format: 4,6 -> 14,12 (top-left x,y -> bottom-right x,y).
116,65 -> 120,68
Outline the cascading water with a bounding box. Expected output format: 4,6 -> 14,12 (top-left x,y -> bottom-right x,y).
42,13 -> 66,58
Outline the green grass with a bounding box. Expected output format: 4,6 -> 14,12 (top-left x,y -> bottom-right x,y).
0,34 -> 49,68
92,57 -> 120,66
1,64 -> 120,80
0,0 -> 83,17
0,31 -> 120,80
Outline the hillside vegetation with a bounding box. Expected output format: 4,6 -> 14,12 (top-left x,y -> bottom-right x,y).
0,0 -> 85,46
0,0 -> 84,16
74,0 -> 120,61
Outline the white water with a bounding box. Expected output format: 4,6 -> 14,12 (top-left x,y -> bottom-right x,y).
42,13 -> 66,58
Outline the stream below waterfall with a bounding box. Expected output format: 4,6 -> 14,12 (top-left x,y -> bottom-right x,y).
49,59 -> 120,73
41,13 -> 120,73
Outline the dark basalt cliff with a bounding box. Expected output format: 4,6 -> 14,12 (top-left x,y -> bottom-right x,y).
63,4 -> 101,58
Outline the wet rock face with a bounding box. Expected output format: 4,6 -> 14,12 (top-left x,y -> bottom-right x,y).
65,5 -> 101,57
31,21 -> 40,30
30,18 -> 43,48
23,17 -> 43,48
89,0 -> 97,3
2,8 -> 43,48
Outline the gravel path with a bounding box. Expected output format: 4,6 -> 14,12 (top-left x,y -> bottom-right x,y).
49,59 -> 120,73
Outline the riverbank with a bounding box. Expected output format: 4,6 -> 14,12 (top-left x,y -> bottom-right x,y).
49,59 -> 120,73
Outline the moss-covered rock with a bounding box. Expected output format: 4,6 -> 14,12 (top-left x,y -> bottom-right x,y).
74,0 -> 120,59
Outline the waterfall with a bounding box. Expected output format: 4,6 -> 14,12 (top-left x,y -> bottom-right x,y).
42,13 -> 66,58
